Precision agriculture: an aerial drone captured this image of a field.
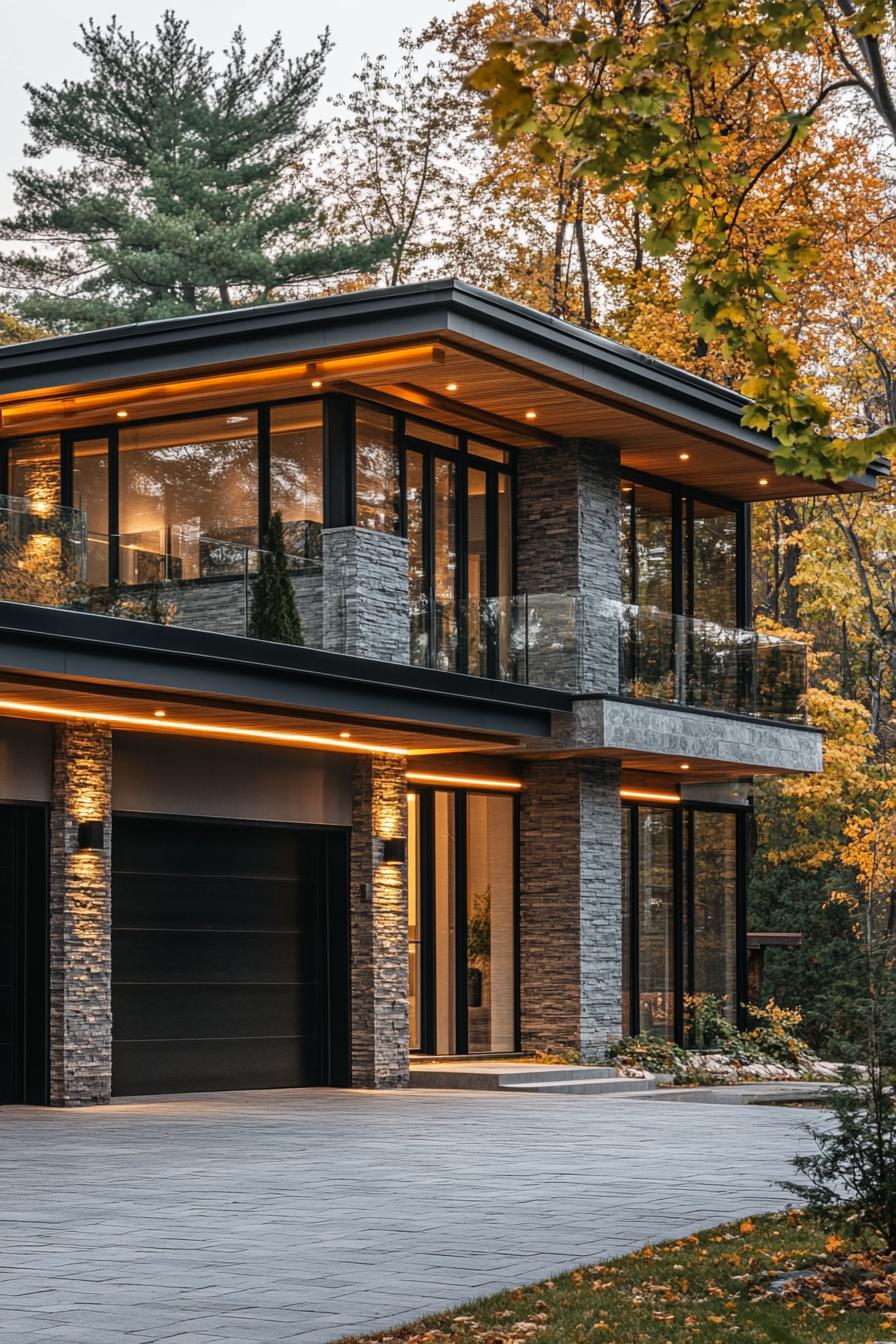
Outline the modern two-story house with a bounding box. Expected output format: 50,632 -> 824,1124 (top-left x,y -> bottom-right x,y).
0,280 -> 881,1107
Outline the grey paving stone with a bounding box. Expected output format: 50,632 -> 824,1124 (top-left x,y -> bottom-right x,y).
0,1088 -> 823,1343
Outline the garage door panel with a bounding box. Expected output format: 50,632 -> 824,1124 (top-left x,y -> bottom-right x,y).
113,819 -> 314,880
114,928 -> 318,984
114,983 -> 321,1041
113,1034 -> 319,1096
112,816 -> 345,1096
114,874 -> 318,932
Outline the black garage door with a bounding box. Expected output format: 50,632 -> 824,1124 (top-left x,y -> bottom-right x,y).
112,815 -> 349,1096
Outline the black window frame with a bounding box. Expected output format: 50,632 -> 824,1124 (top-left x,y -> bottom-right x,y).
623,797 -> 749,1044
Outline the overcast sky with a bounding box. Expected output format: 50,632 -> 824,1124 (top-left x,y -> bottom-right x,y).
0,0 -> 459,212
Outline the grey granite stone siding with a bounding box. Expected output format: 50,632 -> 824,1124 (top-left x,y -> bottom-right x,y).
350,755 -> 410,1088
519,757 -> 622,1059
324,527 -> 410,664
49,721 -> 112,1106
516,439 -> 620,693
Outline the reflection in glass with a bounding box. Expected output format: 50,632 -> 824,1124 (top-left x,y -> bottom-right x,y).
408,792 -> 421,1051
690,811 -> 738,1022
119,413 -> 258,581
634,485 -> 673,610
8,436 -> 61,512
466,794 -> 515,1053
407,452 -> 427,666
691,502 -> 737,626
355,405 -> 399,533
434,791 -> 457,1055
72,438 -> 109,585
638,808 -> 675,1039
466,467 -> 487,677
433,457 -> 458,670
621,809 -> 631,1033
270,401 -> 323,559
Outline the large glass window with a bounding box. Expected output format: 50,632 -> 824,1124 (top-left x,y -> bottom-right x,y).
269,401 -> 323,559
691,501 -> 737,626
623,801 -> 744,1043
689,811 -> 738,1020
466,793 -> 515,1054
408,792 -> 422,1053
119,412 -> 258,580
72,437 -> 110,586
7,436 -> 60,512
433,456 -> 458,670
355,404 -> 400,533
637,808 -> 676,1039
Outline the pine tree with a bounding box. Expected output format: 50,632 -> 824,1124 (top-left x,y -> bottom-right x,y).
249,512 -> 304,646
0,12 -> 392,330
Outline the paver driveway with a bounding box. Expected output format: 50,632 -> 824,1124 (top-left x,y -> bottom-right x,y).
0,1088 -> 821,1343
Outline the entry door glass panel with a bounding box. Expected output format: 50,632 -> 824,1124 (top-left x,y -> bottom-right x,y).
72,437 -> 110,586
433,791 -> 456,1055
408,793 -> 421,1052
690,811 -> 737,1020
638,808 -> 675,1039
465,794 -> 515,1053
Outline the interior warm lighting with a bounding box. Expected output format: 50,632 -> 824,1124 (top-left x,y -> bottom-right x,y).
679,452 -> 690,461
620,787 -> 681,804
0,696 -> 408,756
759,477 -> 769,486
524,410 -> 537,420
406,771 -> 523,791
116,409 -> 128,419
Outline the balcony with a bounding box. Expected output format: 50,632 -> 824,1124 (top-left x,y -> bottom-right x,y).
0,496 -> 806,722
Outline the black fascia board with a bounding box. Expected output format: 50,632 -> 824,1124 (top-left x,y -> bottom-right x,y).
0,279 -> 885,486
0,600 -> 566,739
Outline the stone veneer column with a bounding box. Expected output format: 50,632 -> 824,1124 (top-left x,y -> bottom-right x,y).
49,722 -> 113,1106
323,527 -> 410,664
519,758 -> 622,1059
516,438 -> 621,693
350,755 -> 410,1087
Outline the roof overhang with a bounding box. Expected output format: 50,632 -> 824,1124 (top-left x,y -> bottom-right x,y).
0,280 -> 884,502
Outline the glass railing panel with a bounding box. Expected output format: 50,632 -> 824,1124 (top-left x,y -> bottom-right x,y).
617,602 -> 807,722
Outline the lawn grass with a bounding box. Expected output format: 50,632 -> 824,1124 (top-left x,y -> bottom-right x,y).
337,1211 -> 892,1343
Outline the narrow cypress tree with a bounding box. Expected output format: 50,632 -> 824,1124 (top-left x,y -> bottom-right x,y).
250,512 -> 304,646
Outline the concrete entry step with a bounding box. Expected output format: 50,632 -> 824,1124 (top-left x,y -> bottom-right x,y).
500,1075 -> 657,1096
410,1062 -> 619,1091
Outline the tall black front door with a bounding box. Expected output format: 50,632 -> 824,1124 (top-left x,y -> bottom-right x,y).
0,804 -> 49,1105
111,815 -> 349,1096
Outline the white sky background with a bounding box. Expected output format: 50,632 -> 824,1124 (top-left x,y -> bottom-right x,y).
0,0 -> 460,213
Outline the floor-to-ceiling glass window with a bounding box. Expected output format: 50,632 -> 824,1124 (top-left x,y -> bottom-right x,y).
623,796 -> 745,1042
6,436 -> 61,512
119,412 -> 258,581
409,786 -> 518,1057
72,435 -> 110,586
355,404 -> 400,534
269,401 -> 324,559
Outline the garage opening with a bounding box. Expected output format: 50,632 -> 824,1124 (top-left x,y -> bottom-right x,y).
111,814 -> 349,1096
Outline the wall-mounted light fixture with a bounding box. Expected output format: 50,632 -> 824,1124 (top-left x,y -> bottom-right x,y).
77,819 -> 105,850
381,837 -> 407,864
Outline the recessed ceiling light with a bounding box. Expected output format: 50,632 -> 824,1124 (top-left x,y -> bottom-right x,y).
622,486 -> 633,493
446,382 -> 458,392
339,730 -> 351,739
311,379 -> 322,389
679,452 -> 690,461
680,763 -> 690,770
153,709 -> 166,718
116,410 -> 128,419
759,477 -> 769,486
524,410 -> 537,420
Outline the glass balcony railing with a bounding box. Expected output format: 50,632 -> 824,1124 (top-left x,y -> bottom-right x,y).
617,602 -> 807,723
0,497 -> 807,720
